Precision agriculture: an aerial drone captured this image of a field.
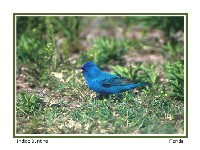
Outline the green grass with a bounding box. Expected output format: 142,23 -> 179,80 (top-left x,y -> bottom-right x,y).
16,65 -> 184,134
16,16 -> 185,135
16,92 -> 184,134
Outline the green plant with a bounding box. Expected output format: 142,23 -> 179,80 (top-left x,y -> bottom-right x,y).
111,63 -> 143,81
17,17 -> 60,86
125,16 -> 184,38
140,64 -> 160,85
162,41 -> 184,61
79,37 -> 130,67
16,91 -> 43,116
164,60 -> 184,101
61,16 -> 82,52
16,16 -> 86,84
111,63 -> 159,85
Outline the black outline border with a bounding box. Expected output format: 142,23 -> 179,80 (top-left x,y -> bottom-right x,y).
13,13 -> 188,138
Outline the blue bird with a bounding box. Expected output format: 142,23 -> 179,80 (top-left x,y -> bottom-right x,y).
81,61 -> 148,95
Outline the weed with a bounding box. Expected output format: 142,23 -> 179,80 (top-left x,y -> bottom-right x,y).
164,60 -> 184,101
79,37 -> 131,67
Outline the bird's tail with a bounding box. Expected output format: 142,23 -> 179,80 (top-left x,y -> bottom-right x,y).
128,83 -> 149,89
137,83 -> 150,87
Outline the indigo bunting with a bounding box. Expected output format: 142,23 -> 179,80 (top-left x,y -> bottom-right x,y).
81,61 -> 148,95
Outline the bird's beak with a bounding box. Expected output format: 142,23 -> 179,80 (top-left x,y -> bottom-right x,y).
80,67 -> 83,73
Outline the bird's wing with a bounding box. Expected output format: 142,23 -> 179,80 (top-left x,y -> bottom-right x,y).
100,75 -> 136,87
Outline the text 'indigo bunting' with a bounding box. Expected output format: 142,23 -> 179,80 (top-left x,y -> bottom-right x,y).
81,61 -> 148,95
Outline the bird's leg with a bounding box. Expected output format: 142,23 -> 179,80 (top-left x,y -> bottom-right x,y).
96,94 -> 109,100
113,93 -> 123,102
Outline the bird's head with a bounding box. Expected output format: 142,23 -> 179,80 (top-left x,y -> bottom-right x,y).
81,61 -> 100,77
81,61 -> 97,72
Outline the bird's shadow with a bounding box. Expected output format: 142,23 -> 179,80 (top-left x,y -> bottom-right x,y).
95,93 -> 125,102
